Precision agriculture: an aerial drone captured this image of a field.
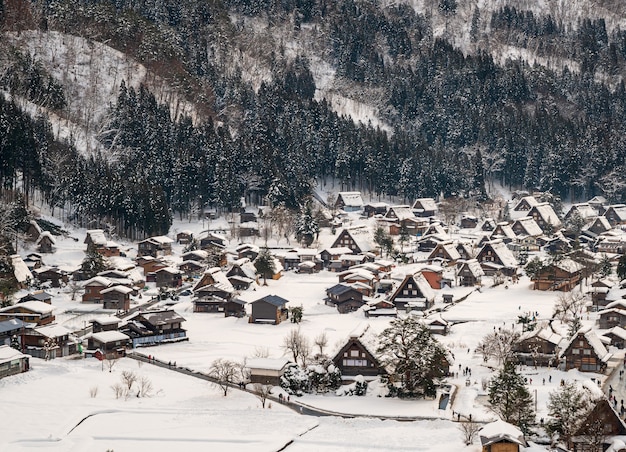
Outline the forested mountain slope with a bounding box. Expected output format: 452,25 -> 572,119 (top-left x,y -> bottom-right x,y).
2,0 -> 626,238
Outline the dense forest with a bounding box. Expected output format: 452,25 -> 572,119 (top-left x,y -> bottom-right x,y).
1,0 -> 626,237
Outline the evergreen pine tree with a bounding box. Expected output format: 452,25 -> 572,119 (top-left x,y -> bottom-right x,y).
488,360 -> 535,434
254,248 -> 276,286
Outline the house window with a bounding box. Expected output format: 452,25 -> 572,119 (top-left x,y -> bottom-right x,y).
572,348 -> 579,354
403,290 -> 409,295
343,359 -> 368,367
350,350 -> 360,357
412,290 -> 417,295
583,349 -> 591,355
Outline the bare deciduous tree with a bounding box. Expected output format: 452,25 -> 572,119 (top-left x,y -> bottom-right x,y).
458,421 -> 481,445
138,376 -> 154,397
314,332 -> 328,357
121,370 -> 137,390
111,383 -> 125,399
282,328 -> 310,366
209,358 -> 238,396
106,357 -> 118,373
253,383 -> 273,408
476,329 -> 520,365
553,292 -> 587,323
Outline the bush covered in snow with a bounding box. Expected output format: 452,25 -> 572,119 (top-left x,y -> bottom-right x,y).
336,375 -> 368,396
280,361 -> 342,395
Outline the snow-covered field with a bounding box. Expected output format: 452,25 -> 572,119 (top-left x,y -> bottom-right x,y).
1,212 -> 618,451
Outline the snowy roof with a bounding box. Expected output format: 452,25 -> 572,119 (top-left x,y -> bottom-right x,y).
412,198 -> 437,212
100,285 -> 133,295
567,203 -> 598,220
479,420 -> 526,447
554,258 -> 584,274
561,327 -> 611,362
482,240 -> 518,268
253,295 -> 289,307
144,235 -> 174,244
519,326 -> 562,346
430,242 -> 461,261
322,247 -> 353,256
91,316 -> 120,326
337,192 -> 364,207
84,276 -> 111,287
183,250 -> 209,261
605,204 -> 626,221
246,358 -> 293,371
458,259 -> 485,277
91,331 -> 131,343
513,195 -> 539,209
85,229 -> 107,246
11,254 -> 33,284
385,205 -> 415,221
0,319 -> 29,334
140,310 -> 185,326
531,203 -> 562,227
1,300 -> 55,314
513,217 -> 543,237
155,266 -> 182,275
0,344 -> 28,364
36,231 -> 56,245
603,326 -> 626,341
34,324 -> 71,338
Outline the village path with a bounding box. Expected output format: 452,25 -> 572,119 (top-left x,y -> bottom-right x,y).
127,351 -> 454,422
602,349 -> 626,420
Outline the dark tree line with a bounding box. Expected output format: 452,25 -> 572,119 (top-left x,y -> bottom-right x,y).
3,0 -> 626,238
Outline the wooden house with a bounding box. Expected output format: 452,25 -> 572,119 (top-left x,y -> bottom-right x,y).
0,345 -> 29,379
249,295 -> 289,324
247,358 -> 295,385
178,259 -> 206,276
528,203 -> 562,232
90,317 -> 120,333
490,222 -> 516,243
460,214 -> 479,229
584,216 -> 612,236
335,192 -> 364,212
388,273 -> 435,312
475,240 -> 518,276
0,301 -> 55,326
84,229 -> 107,252
456,259 -> 484,287
138,235 -> 174,257
226,259 -> 257,290
23,324 -> 76,358
411,198 -> 438,217
598,308 -> 626,330
100,285 -> 132,311
320,247 -> 354,268
604,204 -> 626,227
384,205 -> 415,223
363,202 -> 388,218
588,195 -> 608,213
19,290 -> 53,304
325,283 -> 365,314
480,218 -> 497,232
511,217 -> 543,239
479,419 -> 527,452
564,203 -> 598,223
23,253 -> 43,271
135,256 -> 168,275
82,276 -> 111,303
422,315 -> 450,335
87,331 -> 130,358
155,267 -> 183,288
330,228 -> 373,255
570,399 -> 626,452
0,319 -> 29,347
176,230 -> 193,244
456,242 -> 475,260
224,298 -> 247,318
25,220 -> 42,242
332,335 -> 385,381
238,222 -> 259,237
120,309 -> 187,348
236,244 -> 260,261
32,266 -> 68,288
364,298 -> 397,317
532,258 -> 583,291
199,232 -> 228,250
193,267 -> 234,293
602,326 -> 626,349
419,265 -> 444,289
36,232 -> 56,253
428,242 -> 461,266
512,195 -> 539,213
514,326 -> 561,367
560,328 -> 611,372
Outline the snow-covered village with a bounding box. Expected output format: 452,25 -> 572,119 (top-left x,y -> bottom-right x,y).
6,0 -> 626,451
2,189 -> 626,452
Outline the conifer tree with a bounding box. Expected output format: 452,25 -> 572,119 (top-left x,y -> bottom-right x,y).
488,360 -> 535,434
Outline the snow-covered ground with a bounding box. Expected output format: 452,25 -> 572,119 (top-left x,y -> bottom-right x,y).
2,210 -> 618,451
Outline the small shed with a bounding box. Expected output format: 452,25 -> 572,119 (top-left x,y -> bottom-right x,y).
479,419 -> 527,452
250,295 -> 289,324
247,358 -> 295,385
0,345 -> 29,379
